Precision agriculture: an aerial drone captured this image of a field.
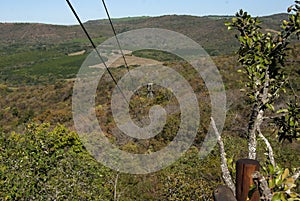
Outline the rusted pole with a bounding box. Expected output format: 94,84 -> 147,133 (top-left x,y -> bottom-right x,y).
236,159 -> 260,201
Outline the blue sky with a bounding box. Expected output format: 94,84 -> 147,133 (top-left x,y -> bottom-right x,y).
0,0 -> 295,25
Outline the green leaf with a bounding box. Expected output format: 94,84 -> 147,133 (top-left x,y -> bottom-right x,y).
248,184 -> 257,199
282,168 -> 289,180
239,9 -> 244,16
227,26 -> 233,30
266,103 -> 275,111
275,173 -> 283,186
276,109 -> 288,113
269,178 -> 275,188
272,193 -> 282,201
280,193 -> 287,201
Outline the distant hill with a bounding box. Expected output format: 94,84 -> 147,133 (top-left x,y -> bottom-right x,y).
0,13 -> 290,55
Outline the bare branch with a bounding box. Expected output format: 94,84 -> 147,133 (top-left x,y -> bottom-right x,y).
292,168 -> 300,181
252,171 -> 273,201
114,172 -> 119,201
263,113 -> 287,120
211,117 -> 236,195
257,127 -> 276,167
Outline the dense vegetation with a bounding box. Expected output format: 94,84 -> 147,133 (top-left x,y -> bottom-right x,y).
0,10 -> 299,200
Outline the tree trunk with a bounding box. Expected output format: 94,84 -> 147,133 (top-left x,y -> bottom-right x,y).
247,103 -> 259,160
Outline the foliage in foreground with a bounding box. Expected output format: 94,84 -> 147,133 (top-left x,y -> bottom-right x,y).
0,123 -> 114,200
261,164 -> 300,201
1,123 -> 223,200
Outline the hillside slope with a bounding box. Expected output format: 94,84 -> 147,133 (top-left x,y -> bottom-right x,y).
0,14 -> 289,55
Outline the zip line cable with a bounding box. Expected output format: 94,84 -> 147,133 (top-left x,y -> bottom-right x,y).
101,0 -> 130,73
66,0 -> 131,106
101,0 -> 138,96
66,0 -> 147,132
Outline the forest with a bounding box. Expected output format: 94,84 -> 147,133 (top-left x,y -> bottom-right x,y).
1,1 -> 300,200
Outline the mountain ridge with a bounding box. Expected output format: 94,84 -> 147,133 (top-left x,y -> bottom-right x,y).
0,13 -> 290,56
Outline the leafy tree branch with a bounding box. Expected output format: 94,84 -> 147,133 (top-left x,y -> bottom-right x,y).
225,0 -> 300,160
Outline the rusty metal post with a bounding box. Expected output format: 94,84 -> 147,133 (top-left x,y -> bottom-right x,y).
236,159 -> 260,201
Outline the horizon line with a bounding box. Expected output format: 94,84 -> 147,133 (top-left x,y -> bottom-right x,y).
0,12 -> 288,26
